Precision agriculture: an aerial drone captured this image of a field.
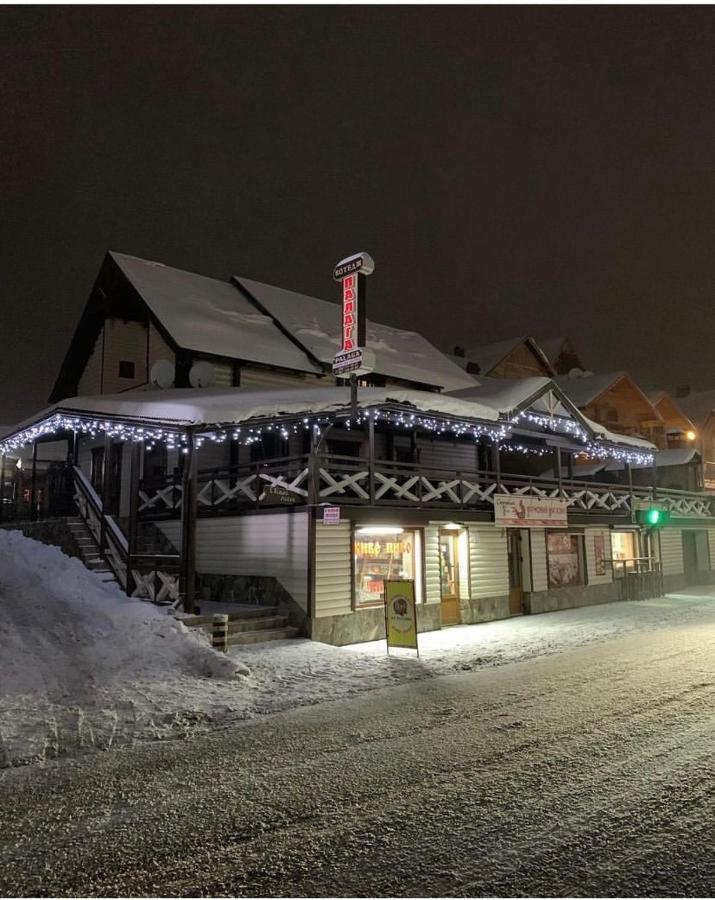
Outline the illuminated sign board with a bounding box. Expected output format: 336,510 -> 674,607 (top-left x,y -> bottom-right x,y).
332,252 -> 375,378
493,495 -> 569,528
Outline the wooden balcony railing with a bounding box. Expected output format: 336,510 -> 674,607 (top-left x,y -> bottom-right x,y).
136,453 -> 715,520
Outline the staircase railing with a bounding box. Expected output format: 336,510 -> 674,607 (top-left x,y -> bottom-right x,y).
73,466 -> 180,603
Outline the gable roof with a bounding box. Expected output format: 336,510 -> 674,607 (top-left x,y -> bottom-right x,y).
462,336 -> 554,377
111,253 -> 323,374
552,372 -> 626,407
234,276 -> 477,392
673,389 -> 715,427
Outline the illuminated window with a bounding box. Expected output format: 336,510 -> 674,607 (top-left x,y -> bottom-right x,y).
353,527 -> 422,607
546,532 -> 584,588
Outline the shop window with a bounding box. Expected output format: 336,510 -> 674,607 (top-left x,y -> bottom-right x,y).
354,527 -> 422,607
546,532 -> 584,588
118,360 -> 136,379
611,530 -> 638,577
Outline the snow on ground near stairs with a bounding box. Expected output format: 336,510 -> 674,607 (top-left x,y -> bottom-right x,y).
0,530 -> 247,767
3,530 -> 715,769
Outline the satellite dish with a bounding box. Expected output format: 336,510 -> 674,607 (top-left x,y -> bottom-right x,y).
568,367 -> 584,379
583,370 -> 595,377
150,359 -> 175,389
189,361 -> 216,388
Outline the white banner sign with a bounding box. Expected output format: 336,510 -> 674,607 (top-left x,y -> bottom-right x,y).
493,495 -> 568,528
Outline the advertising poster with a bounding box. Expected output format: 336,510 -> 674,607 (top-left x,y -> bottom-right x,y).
493,495 -> 568,528
384,579 -> 418,655
594,533 -> 606,576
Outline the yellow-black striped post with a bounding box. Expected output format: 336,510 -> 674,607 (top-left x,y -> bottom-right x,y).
212,614 -> 229,652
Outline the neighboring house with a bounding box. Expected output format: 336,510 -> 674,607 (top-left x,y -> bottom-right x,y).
554,372 -> 666,449
50,252 -> 476,403
450,336 -> 554,379
539,336 -> 586,376
646,391 -> 697,449
677,388 -> 715,489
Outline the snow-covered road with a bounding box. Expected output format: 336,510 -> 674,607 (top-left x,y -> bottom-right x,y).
2,608 -> 715,896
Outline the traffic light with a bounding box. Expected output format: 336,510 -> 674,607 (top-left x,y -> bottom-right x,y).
636,507 -> 671,527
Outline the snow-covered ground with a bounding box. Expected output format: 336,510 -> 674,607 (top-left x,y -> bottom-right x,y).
2,528 -> 715,768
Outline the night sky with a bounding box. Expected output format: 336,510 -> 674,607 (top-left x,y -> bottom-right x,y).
3,6 -> 715,422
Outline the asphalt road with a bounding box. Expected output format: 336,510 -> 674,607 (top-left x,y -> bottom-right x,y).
2,612 -> 715,897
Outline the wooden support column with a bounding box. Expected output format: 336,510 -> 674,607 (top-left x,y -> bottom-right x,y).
368,416 -> 376,505
567,452 -> 574,481
0,454 -> 5,524
554,448 -> 562,493
308,423 -> 319,506
492,441 -> 502,491
100,433 -> 112,554
126,441 -> 141,597
30,441 -> 38,522
180,429 -> 198,614
652,458 -> 658,502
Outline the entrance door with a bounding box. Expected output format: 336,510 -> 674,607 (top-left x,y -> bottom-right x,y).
508,530 -> 524,615
439,530 -> 461,625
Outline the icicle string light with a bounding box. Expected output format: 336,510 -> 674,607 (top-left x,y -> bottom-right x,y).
0,413 -> 186,456
0,406 -> 655,467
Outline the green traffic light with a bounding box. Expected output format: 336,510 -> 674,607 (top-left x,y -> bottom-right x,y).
646,508 -> 661,525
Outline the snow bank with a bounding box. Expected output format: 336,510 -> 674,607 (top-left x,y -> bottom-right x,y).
0,530 -> 247,766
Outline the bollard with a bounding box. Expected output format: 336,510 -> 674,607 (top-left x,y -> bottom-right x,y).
212,613 -> 229,653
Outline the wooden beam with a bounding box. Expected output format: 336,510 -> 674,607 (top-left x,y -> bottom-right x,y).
30,441 -> 38,522
180,429 -> 198,614
368,417 -> 376,505
126,441 -> 141,597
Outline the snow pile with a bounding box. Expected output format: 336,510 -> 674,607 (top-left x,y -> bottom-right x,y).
0,530 -> 247,766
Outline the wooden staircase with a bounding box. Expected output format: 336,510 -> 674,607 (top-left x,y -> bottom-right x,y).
65,517 -> 118,586
183,606 -> 299,645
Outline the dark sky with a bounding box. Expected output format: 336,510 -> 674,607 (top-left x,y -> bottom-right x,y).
3,5 -> 715,422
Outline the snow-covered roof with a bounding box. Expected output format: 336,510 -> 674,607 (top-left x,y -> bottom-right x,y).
463,336 -> 554,376
235,276 -> 477,392
110,253 -> 323,374
0,385 -> 657,461
676,389 -> 715,426
4,386 -> 504,436
449,376 -> 555,413
552,372 -> 627,408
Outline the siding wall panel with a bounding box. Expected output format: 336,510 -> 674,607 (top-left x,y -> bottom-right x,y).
530,529 -> 548,591
314,522 -> 352,618
468,525 -> 508,599
424,525 -> 441,605
159,512 -> 309,608
659,529 -> 684,576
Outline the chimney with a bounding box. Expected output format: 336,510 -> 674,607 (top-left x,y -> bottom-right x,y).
453,346 -> 465,357
676,384 -> 691,398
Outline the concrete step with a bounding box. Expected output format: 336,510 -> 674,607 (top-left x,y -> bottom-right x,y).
227,626 -> 299,645
206,615 -> 290,635
182,606 -> 279,627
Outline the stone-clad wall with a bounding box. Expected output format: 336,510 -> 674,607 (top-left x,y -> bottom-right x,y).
309,603 -> 441,646
525,581 -> 619,615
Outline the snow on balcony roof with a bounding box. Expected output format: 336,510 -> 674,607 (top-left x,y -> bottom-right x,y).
463,336 -> 554,376
234,276 -> 477,392
1,386 -> 657,457
448,376 -> 554,413
3,386 -> 503,436
110,253 -> 322,375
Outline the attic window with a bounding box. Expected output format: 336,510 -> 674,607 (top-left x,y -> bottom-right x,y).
119,360 -> 136,379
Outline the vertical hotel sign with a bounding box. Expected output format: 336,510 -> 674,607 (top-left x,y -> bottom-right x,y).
332,252 -> 376,377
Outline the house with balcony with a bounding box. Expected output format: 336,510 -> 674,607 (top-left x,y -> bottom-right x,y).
3,252 -> 715,645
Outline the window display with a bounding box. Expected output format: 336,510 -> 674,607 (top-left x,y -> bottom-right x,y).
547,532 -> 584,587
354,527 -> 421,607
